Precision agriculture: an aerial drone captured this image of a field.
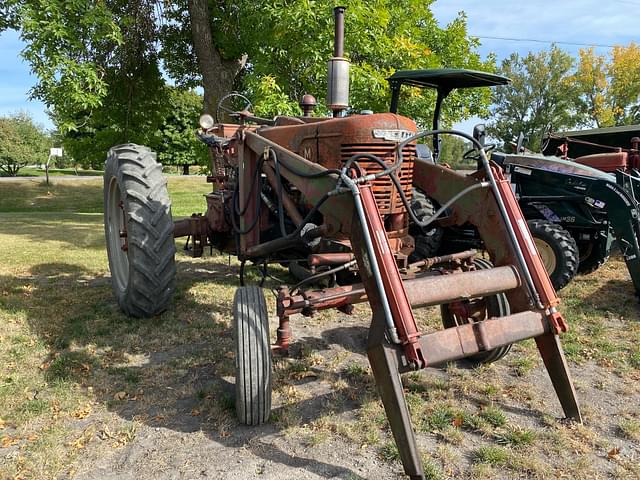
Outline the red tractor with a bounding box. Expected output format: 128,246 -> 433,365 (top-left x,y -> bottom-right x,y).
103,8 -> 581,479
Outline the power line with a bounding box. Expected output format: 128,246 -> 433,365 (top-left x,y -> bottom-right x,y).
612,0 -> 640,7
471,35 -> 619,49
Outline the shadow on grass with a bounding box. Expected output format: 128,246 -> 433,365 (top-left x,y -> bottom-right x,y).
5,255 -> 594,478
0,181 -> 103,213
1,258 -> 367,479
0,214 -> 106,251
582,278 -> 638,312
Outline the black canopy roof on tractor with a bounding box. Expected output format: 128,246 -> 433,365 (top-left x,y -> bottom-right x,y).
387,68 -> 511,160
388,68 -> 510,92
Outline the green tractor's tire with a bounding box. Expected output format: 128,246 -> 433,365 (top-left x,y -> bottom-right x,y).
409,188 -> 443,261
440,258 -> 512,365
527,219 -> 579,291
233,286 -> 272,426
104,144 -> 176,317
577,236 -> 611,275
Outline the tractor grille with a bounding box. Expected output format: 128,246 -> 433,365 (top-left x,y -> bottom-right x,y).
340,143 -> 415,214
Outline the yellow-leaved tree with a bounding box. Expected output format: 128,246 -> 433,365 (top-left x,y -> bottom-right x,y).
573,43 -> 640,127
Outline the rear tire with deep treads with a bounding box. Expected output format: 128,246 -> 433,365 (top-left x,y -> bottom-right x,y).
527,219 -> 578,291
233,286 -> 272,425
409,188 -> 443,261
104,144 -> 176,317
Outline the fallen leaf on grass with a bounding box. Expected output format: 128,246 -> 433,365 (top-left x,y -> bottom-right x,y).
1,436 -> 20,448
293,371 -> 318,380
129,390 -> 143,401
607,447 -> 621,459
452,416 -> 464,428
51,402 -> 61,420
0,418 -> 5,429
190,408 -> 201,416
70,438 -> 86,450
72,405 -> 92,419
113,391 -> 128,401
98,425 -> 114,441
67,431 -> 93,450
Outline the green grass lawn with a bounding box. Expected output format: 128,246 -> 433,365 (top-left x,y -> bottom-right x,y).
0,176 -> 211,216
0,178 -> 639,479
0,176 -> 216,478
13,167 -> 104,178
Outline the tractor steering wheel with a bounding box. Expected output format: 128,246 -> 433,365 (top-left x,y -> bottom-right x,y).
215,92 -> 253,123
462,143 -> 495,160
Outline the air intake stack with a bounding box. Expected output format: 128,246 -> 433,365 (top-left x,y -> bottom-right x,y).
327,6 -> 350,116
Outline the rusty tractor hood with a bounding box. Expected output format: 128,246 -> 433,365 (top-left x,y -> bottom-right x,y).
257,113 -> 417,171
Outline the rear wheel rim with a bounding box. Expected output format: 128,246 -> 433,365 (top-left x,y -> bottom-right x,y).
534,237 -> 557,274
107,177 -> 129,292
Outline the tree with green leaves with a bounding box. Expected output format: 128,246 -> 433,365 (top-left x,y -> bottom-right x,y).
487,46 -> 580,152
439,135 -> 472,169
230,2 -> 496,126
0,113 -> 50,176
61,64 -> 168,170
154,88 -> 209,174
62,85 -> 207,171
4,0 -> 495,134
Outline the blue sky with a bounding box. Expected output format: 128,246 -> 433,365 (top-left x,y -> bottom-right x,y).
1,0 -> 638,131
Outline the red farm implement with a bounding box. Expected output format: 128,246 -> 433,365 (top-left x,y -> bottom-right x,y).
103,8 -> 582,479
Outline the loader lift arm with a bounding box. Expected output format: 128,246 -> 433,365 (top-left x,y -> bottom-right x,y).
588,176 -> 640,295
231,126 -> 582,480
507,161 -> 640,296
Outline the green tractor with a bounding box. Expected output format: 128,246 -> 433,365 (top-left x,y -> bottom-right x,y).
389,69 -> 640,294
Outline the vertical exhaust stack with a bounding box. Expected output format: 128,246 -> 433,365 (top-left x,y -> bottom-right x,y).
327,6 -> 350,117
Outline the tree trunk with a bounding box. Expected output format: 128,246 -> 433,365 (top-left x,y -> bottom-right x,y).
187,0 -> 246,115
182,164 -> 189,175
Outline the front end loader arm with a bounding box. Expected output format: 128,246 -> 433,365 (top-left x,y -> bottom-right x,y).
234,130 -> 581,480
244,131 -> 354,234
349,167 -> 581,479
587,177 -> 640,296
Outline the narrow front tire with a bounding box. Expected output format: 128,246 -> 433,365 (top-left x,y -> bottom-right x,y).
233,286 -> 272,425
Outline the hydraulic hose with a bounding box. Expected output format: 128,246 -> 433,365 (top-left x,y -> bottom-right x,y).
395,129 -> 543,307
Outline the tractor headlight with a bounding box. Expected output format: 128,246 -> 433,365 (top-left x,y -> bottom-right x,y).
199,114 -> 214,130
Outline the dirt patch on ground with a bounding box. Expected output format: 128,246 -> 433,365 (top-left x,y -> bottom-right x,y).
70,302 -> 639,480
